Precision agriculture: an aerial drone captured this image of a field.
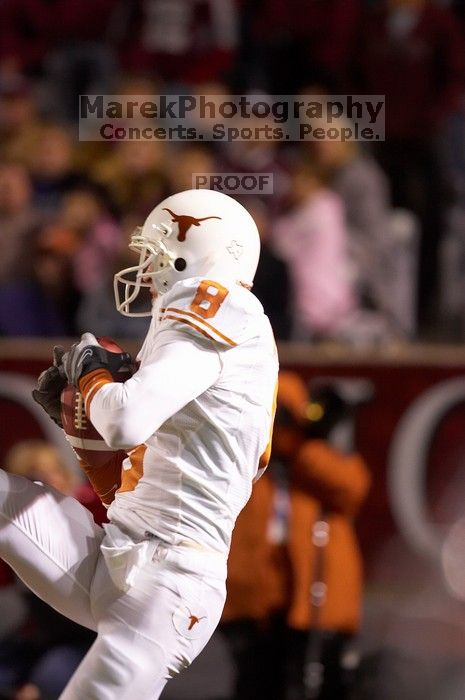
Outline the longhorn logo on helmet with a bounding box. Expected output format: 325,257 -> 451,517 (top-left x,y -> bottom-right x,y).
162,209 -> 222,242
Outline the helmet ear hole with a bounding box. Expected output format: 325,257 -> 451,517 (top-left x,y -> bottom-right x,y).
174,257 -> 187,272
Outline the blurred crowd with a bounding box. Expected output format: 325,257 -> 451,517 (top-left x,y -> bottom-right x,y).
1,0 -> 465,343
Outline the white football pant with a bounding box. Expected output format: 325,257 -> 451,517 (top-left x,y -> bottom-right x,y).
0,469 -> 227,699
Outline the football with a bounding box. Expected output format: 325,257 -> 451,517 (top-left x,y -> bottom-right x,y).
60,337 -> 133,468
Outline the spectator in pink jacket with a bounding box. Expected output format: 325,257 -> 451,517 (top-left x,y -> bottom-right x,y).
271,158 -> 357,340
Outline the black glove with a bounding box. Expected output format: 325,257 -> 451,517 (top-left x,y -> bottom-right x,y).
62,333 -> 132,387
32,346 -> 67,427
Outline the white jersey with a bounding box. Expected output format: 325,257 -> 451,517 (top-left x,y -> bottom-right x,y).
88,277 -> 278,554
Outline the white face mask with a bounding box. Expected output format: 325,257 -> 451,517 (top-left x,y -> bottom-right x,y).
114,224 -> 175,317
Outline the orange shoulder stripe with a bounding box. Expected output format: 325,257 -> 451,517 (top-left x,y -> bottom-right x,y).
164,307 -> 237,346
163,315 -> 216,343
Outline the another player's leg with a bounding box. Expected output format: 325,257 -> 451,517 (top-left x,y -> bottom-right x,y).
0,468 -> 102,630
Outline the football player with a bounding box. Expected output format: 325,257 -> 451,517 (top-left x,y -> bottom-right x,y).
0,189 -> 278,698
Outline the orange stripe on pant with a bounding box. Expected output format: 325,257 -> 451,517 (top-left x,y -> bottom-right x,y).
118,445 -> 147,494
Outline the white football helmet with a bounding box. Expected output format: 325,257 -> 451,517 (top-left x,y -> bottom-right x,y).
114,189 -> 261,316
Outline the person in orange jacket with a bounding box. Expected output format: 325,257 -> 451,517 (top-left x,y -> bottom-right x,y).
222,371 -> 371,700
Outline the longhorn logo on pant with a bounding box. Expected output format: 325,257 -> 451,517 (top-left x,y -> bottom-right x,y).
186,607 -> 206,630
163,209 -> 222,242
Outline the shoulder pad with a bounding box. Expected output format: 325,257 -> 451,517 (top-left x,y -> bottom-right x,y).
157,277 -> 264,347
